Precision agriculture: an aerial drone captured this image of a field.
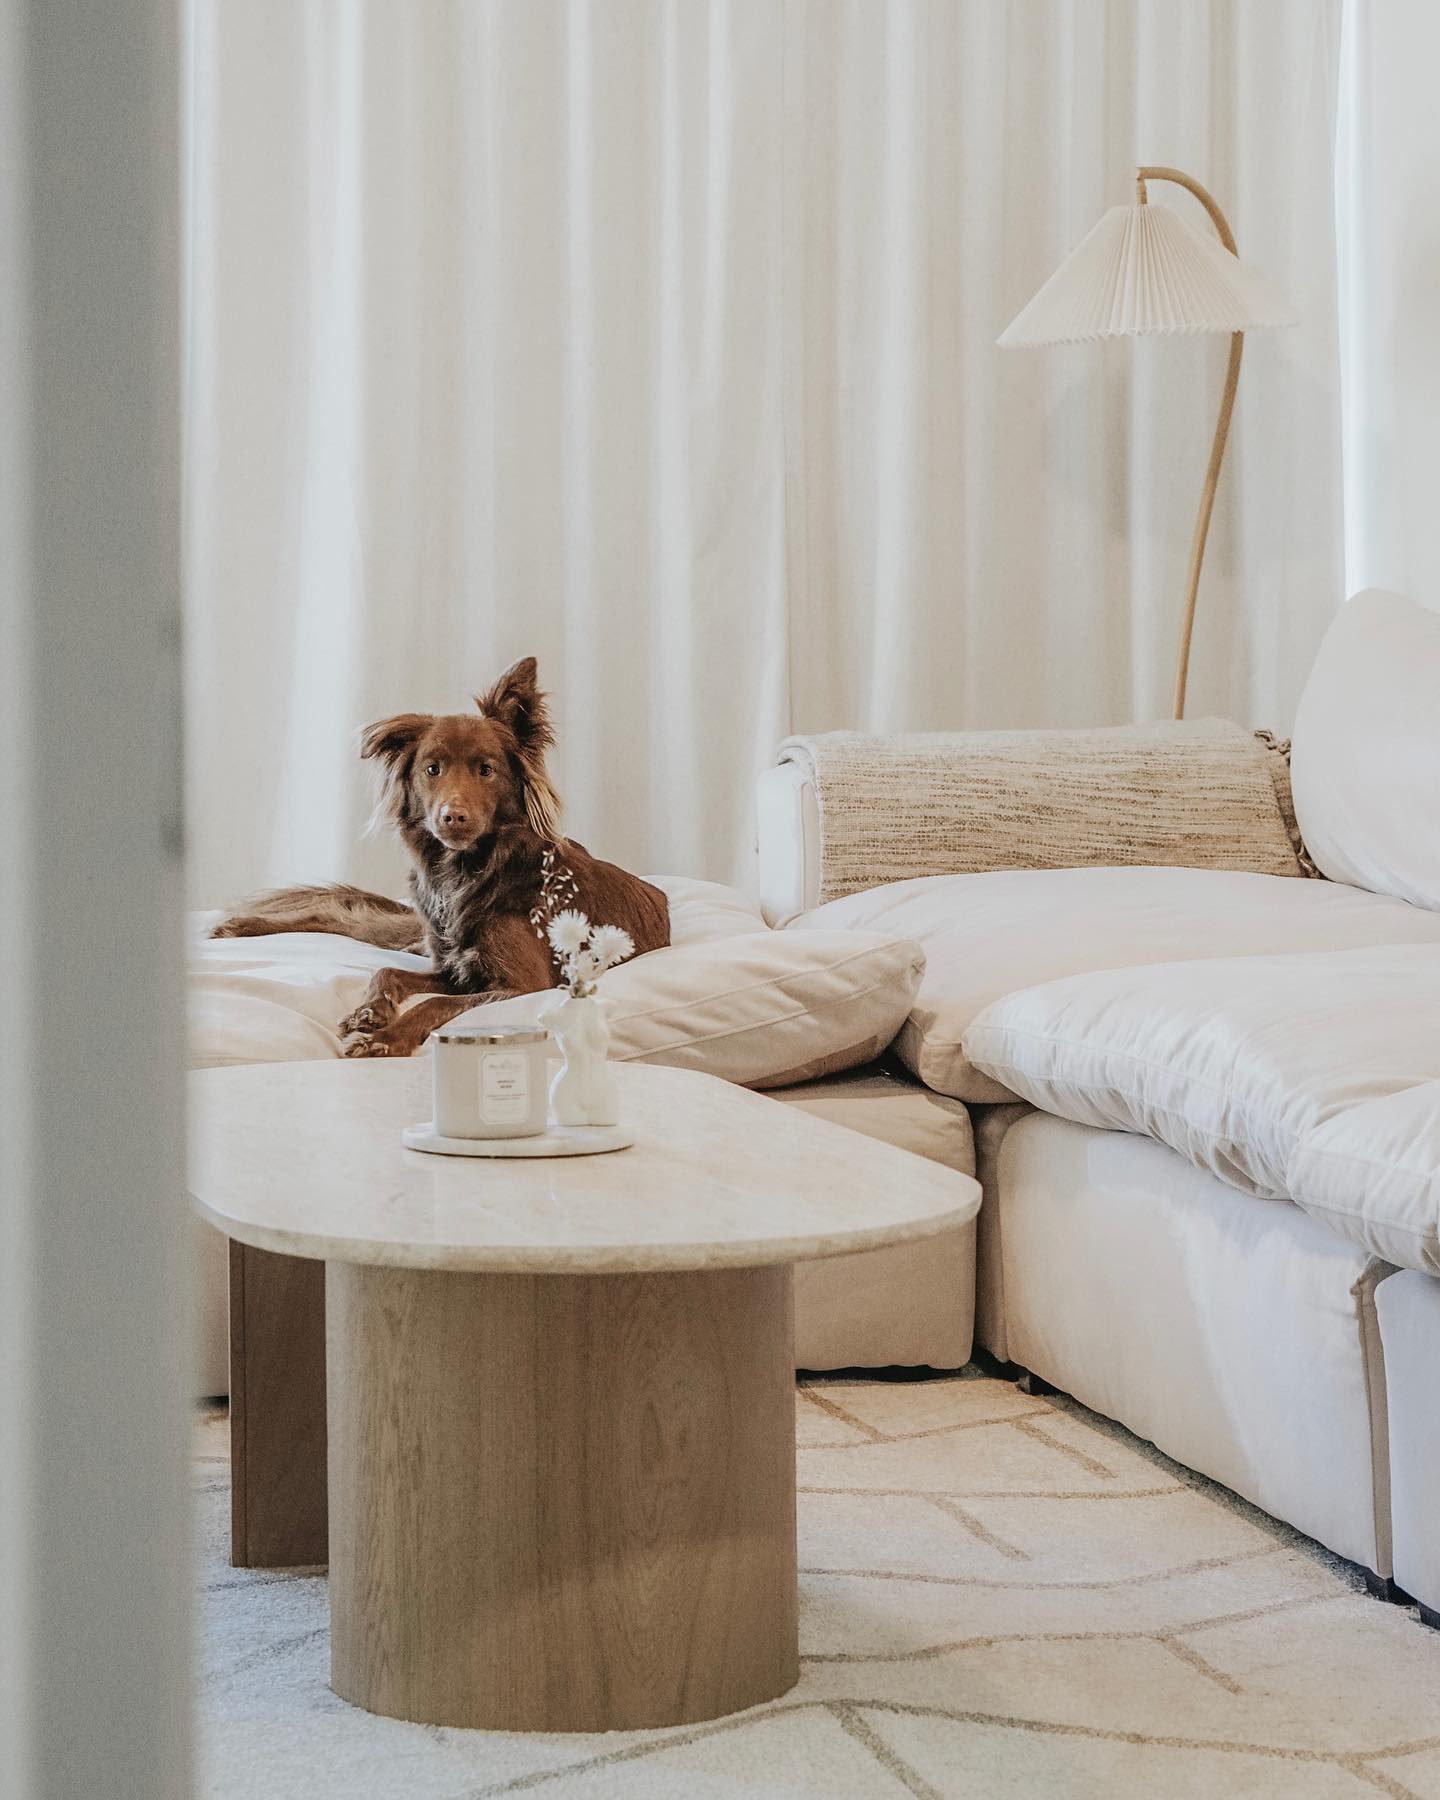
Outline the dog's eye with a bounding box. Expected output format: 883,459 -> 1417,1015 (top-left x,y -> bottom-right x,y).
424,762 -> 441,778
478,761 -> 495,778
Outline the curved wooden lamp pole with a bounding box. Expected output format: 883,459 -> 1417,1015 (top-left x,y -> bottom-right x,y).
1136,166 -> 1244,720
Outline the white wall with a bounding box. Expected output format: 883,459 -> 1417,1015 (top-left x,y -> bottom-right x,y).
0,2 -> 191,1796
1338,0 -> 1440,605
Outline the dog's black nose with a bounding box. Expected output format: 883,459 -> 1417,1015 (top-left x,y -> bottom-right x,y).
440,805 -> 469,828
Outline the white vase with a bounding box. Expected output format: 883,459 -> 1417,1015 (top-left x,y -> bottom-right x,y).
539,993 -> 619,1128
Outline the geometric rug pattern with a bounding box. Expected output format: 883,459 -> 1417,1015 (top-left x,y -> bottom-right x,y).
196,1372 -> 1440,1798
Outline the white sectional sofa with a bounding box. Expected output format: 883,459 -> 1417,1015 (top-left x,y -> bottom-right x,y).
758,589 -> 1440,1614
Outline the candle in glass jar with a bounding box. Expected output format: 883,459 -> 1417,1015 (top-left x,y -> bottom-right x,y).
431,1024 -> 549,1139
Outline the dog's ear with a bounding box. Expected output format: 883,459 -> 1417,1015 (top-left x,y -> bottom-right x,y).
360,713 -> 430,834
475,658 -> 562,841
475,657 -> 555,754
360,713 -> 430,765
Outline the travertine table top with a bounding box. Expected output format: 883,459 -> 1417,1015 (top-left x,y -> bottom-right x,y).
189,1059 -> 979,1274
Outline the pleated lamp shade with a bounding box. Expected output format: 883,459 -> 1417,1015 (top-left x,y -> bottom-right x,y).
998,201 -> 1296,346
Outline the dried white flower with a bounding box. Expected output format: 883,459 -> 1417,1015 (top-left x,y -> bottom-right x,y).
547,910 -> 590,956
570,947 -> 602,985
589,924 -> 635,971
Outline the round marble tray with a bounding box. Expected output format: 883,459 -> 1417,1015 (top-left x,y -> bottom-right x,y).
401,1121 -> 634,1159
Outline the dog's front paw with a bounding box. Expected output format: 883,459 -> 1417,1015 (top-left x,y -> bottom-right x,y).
338,1002 -> 388,1037
341,1030 -> 391,1058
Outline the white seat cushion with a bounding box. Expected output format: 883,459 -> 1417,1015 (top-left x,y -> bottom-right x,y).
1291,590 -> 1440,912
790,867 -> 1440,1101
964,942 -> 1440,1272
1289,1081 -> 1440,1274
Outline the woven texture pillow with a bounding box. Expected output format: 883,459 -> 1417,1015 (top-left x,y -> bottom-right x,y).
776,718 -> 1309,905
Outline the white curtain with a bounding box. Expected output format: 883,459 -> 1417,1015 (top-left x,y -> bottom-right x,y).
184,0 -> 1343,902
1336,0 -> 1440,608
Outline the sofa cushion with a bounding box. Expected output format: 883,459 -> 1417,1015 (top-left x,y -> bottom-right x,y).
772,1065 -> 977,1370
1291,589 -> 1440,912
1289,1081 -> 1440,1274
791,867 -> 1440,1102
771,1063 -> 974,1174
963,942 -> 1440,1270
460,930 -> 925,1090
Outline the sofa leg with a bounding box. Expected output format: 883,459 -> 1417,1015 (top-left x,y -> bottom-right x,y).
1015,1368 -> 1057,1398
1420,1604 -> 1440,1631
1363,1569 -> 1414,1606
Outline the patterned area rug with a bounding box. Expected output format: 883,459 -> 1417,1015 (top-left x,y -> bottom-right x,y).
197,1372 -> 1440,1798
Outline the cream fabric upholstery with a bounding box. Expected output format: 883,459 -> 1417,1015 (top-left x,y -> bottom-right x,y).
971,1101 -> 1034,1364
995,1114 -> 1394,1573
1291,1081 -> 1440,1276
756,761 -> 821,926
775,1067 -> 977,1370
965,943 -> 1440,1271
1374,1271 -> 1440,1614
465,930 -> 925,1090
795,867 -> 1440,1102
1291,590 -> 1440,912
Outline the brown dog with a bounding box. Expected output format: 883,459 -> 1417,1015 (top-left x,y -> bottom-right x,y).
212,658 -> 670,1056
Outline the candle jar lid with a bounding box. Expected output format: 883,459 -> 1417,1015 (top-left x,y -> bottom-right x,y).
431,1024 -> 549,1047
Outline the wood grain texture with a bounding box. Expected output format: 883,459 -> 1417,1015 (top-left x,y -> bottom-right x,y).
228,1240 -> 327,1568
327,1262 -> 798,1731
1135,165 -> 1245,723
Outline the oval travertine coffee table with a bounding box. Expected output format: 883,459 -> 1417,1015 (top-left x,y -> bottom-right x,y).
189,1058 -> 979,1734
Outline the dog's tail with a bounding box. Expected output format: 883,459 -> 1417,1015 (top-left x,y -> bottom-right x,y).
210,884 -> 425,953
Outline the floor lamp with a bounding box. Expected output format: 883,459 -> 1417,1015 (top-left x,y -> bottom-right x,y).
998,167 -> 1296,719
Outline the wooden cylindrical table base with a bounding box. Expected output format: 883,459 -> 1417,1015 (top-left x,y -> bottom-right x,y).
326,1261 -> 799,1732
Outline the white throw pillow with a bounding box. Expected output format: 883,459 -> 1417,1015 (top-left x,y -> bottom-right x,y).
1288,1081 -> 1440,1275
963,943 -> 1440,1267
457,930 -> 925,1089
790,867 -> 1440,1101
1291,589 -> 1440,912
649,872 -> 768,941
